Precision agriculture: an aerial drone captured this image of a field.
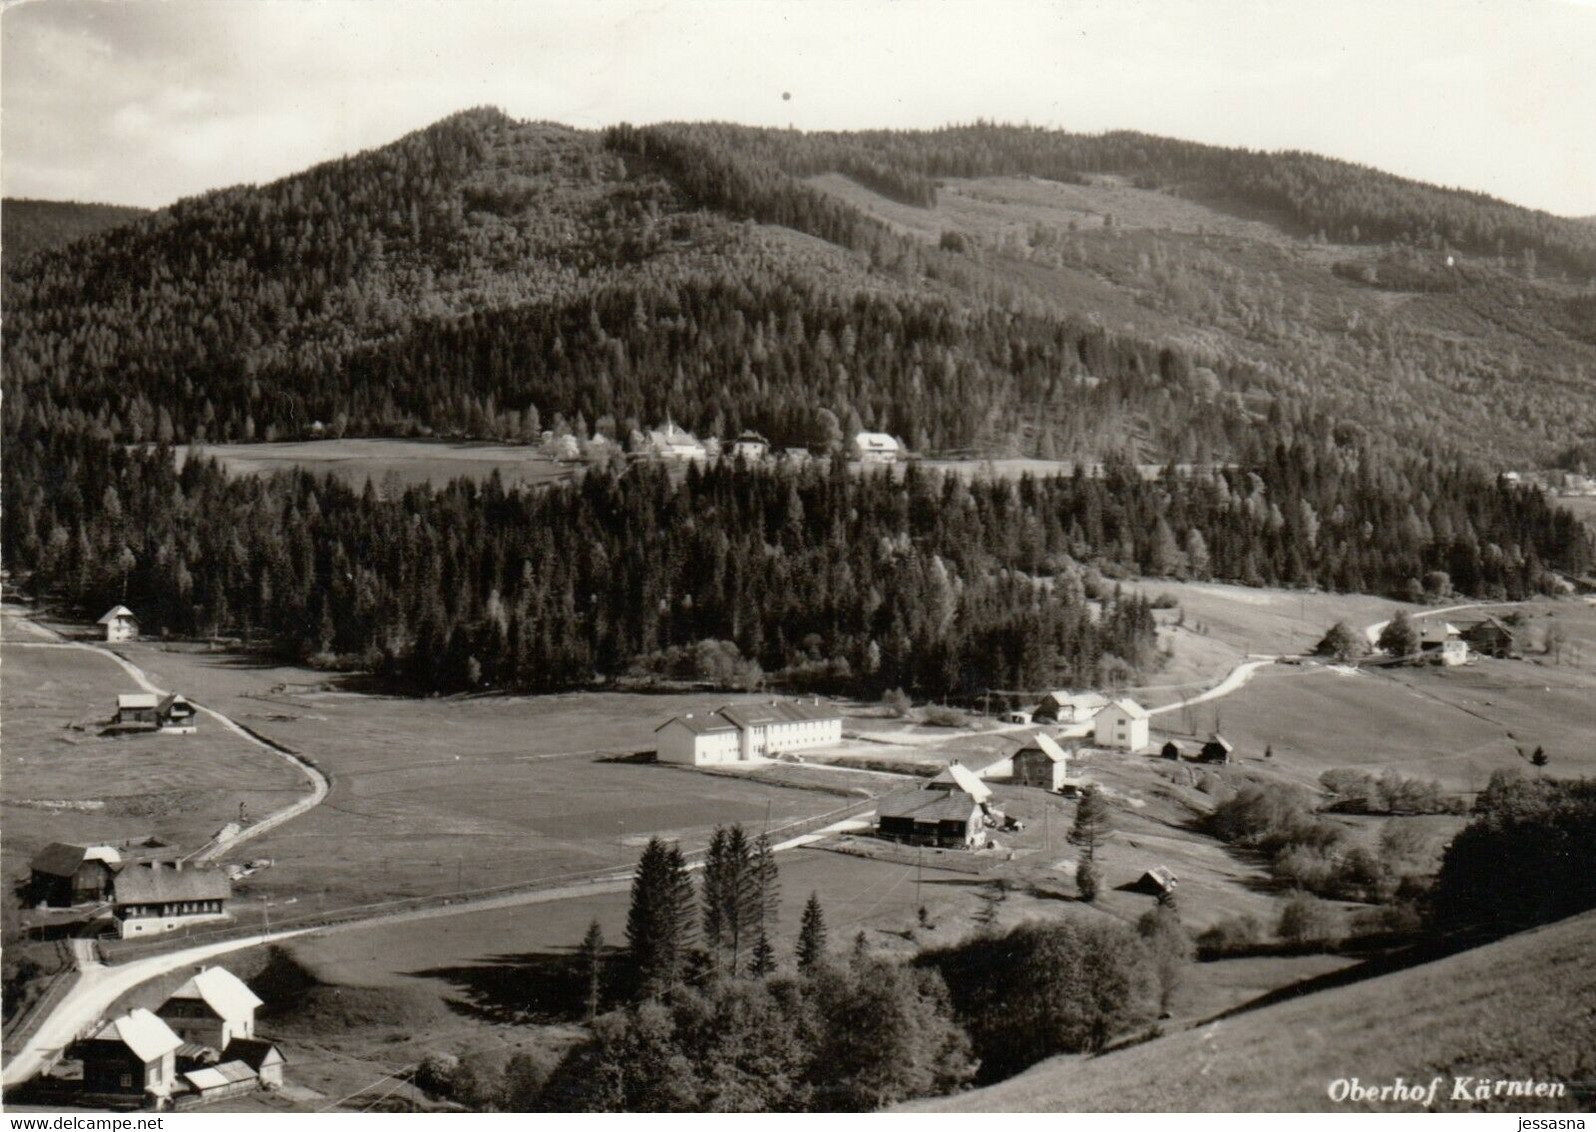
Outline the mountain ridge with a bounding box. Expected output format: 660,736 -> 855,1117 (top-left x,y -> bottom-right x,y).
4,108 -> 1592,466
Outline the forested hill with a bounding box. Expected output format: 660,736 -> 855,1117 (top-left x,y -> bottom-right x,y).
4,108 -> 1594,466
1,198 -> 148,273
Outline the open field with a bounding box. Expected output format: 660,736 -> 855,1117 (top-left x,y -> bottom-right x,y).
51,637 -> 876,909
179,439 -> 578,491
914,909 -> 1596,1113
0,637 -> 310,895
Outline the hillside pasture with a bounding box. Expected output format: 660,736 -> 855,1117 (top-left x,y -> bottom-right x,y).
913,909 -> 1596,1112
179,438 -> 578,492
0,638 -> 311,896
76,639 -> 867,908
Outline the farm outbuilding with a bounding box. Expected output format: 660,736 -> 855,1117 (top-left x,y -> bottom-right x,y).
875,788 -> 986,849
1161,740 -> 1182,761
29,843 -> 120,907
179,1061 -> 258,1104
223,1039 -> 285,1088
1093,698 -> 1150,751
98,605 -> 139,642
1134,866 -> 1178,897
1197,735 -> 1235,764
1460,616 -> 1518,658
1034,691 -> 1109,724
115,692 -> 160,727
1012,733 -> 1072,791
1420,624 -> 1469,666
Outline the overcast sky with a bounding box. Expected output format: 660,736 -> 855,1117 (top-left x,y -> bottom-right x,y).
3,0 -> 1594,215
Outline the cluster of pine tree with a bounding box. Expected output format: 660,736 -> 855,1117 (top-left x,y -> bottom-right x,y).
5,425 -> 1587,700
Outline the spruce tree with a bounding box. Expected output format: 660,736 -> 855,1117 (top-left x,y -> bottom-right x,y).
796,891 -> 827,973
578,918 -> 605,1021
625,837 -> 695,998
1069,785 -> 1113,861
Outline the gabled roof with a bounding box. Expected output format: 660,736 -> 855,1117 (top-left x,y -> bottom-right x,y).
1140,866 -> 1178,891
733,430 -> 769,445
158,693 -> 195,715
1103,698 -> 1150,720
855,431 -> 899,450
32,843 -> 94,876
98,605 -> 137,624
223,1038 -> 285,1071
1039,691 -> 1110,713
1204,734 -> 1235,753
1015,733 -> 1069,763
164,967 -> 262,1021
87,1009 -> 182,1063
876,788 -> 982,823
118,692 -> 159,710
113,863 -> 231,905
655,713 -> 738,736
716,700 -> 840,728
183,1061 -> 258,1090
927,762 -> 992,804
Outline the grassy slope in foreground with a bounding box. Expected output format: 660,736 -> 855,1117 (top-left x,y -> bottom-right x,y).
911,910 -> 1596,1113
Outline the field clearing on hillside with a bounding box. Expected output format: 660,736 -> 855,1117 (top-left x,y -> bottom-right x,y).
1558,494 -> 1596,534
180,438 -> 578,491
70,639 -> 873,907
806,173 -> 1297,246
1130,580 -> 1415,658
915,910 -> 1596,1113
1182,656 -> 1596,792
0,639 -> 310,891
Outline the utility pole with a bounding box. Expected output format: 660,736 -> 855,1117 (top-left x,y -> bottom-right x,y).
916,844 -> 924,910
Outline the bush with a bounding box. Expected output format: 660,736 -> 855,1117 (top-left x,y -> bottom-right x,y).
920,918 -> 1157,1082
1076,859 -> 1101,902
1195,914 -> 1265,958
881,687 -> 912,718
922,704 -> 968,728
1151,592 -> 1180,610
1277,891 -> 1343,949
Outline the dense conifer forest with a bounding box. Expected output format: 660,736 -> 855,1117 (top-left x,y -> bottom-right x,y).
4,108 -> 1592,697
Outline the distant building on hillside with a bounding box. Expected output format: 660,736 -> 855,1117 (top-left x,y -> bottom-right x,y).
1093,698 -> 1150,751
1034,691 -> 1110,724
1134,866 -> 1178,898
157,693 -> 199,732
655,700 -> 843,765
1012,733 -> 1072,791
1420,623 -> 1469,666
853,431 -> 900,465
648,423 -> 708,461
730,431 -> 770,461
110,861 -> 231,938
1197,734 -> 1234,764
1460,615 -> 1518,659
98,605 -> 139,642
158,967 -> 262,1052
75,1009 -> 182,1104
1161,740 -> 1182,761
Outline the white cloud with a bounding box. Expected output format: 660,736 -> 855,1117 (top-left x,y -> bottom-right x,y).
2,0 -> 1592,214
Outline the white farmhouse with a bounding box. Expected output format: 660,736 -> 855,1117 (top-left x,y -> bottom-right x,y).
99,605 -> 140,642
853,431 -> 900,465
655,700 -> 843,766
1093,698 -> 1151,751
649,423 -> 708,461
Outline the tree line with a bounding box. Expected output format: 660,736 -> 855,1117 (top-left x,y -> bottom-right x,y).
5,426 -> 1587,700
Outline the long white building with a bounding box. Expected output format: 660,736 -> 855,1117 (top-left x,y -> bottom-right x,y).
655,700 -> 844,766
